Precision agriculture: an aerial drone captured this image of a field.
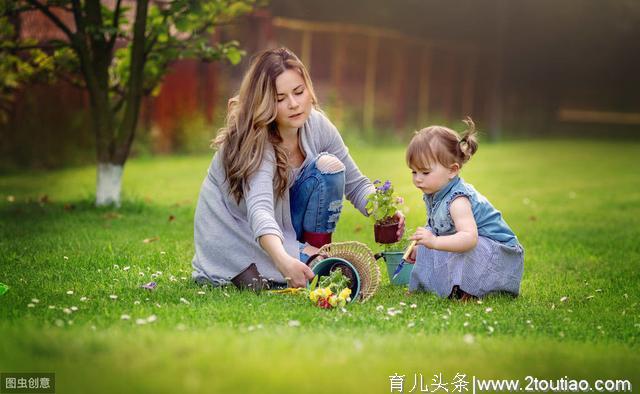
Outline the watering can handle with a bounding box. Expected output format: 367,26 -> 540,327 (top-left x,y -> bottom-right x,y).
374,253 -> 384,261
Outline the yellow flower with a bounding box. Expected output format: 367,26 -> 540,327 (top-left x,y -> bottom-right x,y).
309,289 -> 319,303
328,294 -> 338,307
339,288 -> 351,300
319,287 -> 333,298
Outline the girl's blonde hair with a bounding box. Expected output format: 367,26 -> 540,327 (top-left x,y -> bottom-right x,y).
213,47 -> 318,203
406,117 -> 479,170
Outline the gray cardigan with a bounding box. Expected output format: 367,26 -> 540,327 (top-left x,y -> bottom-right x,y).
192,109 -> 375,285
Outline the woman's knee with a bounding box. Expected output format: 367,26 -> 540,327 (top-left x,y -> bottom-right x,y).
315,153 -> 345,174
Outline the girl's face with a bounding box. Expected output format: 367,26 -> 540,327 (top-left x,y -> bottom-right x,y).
274,69 -> 312,134
411,161 -> 459,195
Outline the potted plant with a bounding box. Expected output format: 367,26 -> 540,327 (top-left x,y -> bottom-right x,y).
366,180 -> 403,244
375,235 -> 415,286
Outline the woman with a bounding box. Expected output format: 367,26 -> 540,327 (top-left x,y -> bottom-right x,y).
192,47 -> 404,288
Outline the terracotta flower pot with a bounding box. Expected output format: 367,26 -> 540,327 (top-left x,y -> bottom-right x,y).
374,221 -> 400,244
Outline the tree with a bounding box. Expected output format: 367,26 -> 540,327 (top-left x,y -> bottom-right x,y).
1,0 -> 257,206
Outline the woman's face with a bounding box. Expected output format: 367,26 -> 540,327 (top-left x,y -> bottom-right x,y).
274,69 -> 312,134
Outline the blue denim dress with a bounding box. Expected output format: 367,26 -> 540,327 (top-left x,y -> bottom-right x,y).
409,177 -> 524,298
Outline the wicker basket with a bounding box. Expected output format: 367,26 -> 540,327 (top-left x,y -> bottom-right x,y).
309,241 -> 381,302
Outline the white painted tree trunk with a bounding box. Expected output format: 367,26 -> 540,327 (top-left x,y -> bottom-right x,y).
96,162 -> 123,207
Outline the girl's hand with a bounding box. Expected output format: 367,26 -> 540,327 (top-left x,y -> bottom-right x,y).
393,211 -> 405,239
410,227 -> 437,249
406,245 -> 417,264
276,255 -> 315,288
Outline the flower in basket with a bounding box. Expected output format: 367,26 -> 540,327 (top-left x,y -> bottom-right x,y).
308,269 -> 352,309
366,179 -> 404,243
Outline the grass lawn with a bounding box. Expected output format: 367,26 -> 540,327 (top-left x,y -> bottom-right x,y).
1,140 -> 639,393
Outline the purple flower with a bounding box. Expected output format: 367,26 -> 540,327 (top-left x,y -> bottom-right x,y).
366,179 -> 403,223
373,179 -> 381,185
141,281 -> 157,291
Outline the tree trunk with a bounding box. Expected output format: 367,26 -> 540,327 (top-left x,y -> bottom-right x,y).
96,162 -> 123,206
100,0 -> 148,207
27,0 -> 150,208
75,0 -> 119,206
113,0 -> 148,162
85,0 -> 148,206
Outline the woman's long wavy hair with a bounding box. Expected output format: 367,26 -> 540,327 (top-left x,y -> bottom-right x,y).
213,48 -> 318,203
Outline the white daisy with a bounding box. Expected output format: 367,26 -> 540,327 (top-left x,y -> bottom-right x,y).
288,320 -> 301,327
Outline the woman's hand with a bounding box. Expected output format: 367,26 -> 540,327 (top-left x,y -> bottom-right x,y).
258,234 -> 315,288
410,226 -> 437,249
393,211 -> 406,239
276,255 -> 315,288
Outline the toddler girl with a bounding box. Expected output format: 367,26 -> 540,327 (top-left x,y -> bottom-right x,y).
406,118 -> 523,300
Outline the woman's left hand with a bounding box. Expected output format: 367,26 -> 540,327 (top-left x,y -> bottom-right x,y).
393,211 -> 405,239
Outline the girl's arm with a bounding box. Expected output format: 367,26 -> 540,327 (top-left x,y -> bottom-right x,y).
410,197 -> 478,253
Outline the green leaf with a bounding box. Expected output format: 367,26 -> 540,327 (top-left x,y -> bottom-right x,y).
0,282 -> 8,296
174,16 -> 193,33
226,47 -> 242,65
227,2 -> 253,17
309,275 -> 318,291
